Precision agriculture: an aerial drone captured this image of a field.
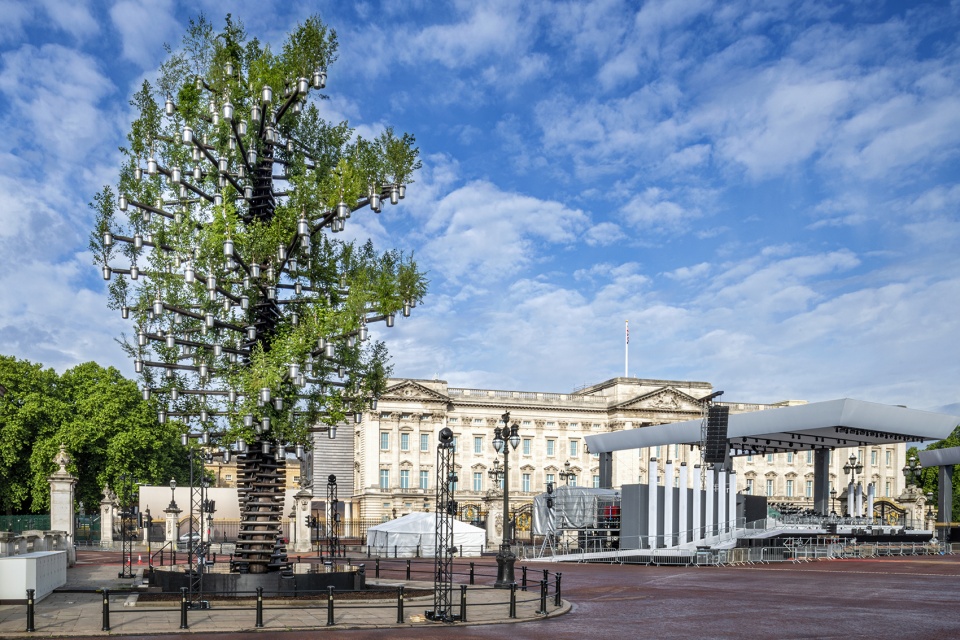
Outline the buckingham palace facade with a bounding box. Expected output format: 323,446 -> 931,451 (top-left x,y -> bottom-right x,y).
310,376 -> 906,522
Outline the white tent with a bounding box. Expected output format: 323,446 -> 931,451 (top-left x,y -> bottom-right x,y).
366,512 -> 486,557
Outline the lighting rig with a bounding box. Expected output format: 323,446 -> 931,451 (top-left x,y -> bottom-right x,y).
90,18 -> 426,574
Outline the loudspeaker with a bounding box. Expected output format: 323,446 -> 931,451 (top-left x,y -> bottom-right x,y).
704,405 -> 729,463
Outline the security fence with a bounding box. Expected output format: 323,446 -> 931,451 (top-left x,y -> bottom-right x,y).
0,514 -> 50,534
561,540 -> 958,567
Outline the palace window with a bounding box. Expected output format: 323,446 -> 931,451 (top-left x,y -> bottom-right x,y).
380,432 -> 390,450
745,479 -> 754,494
786,480 -> 794,497
419,471 -> 429,490
570,440 -> 578,457
805,480 -> 813,498
420,433 -> 429,452
593,475 -> 600,488
871,450 -> 877,465
765,479 -> 774,496
787,452 -> 793,463
522,473 -> 531,492
473,472 -> 482,492
379,470 -> 389,489
886,450 -> 892,467
546,473 -> 555,486
522,438 -> 531,455
547,440 -> 556,456
767,453 -> 774,463
569,475 -> 578,487
474,436 -> 483,454
400,433 -> 409,451
400,469 -> 410,489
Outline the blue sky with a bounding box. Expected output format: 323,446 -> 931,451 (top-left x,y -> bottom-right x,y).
1,0 -> 959,412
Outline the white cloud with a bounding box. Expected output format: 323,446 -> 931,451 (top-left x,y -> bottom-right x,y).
420,180 -> 588,285
39,0 -> 99,40
620,187 -> 702,235
109,0 -> 180,69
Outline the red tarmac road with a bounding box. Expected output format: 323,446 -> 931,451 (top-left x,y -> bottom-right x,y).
64,552 -> 960,639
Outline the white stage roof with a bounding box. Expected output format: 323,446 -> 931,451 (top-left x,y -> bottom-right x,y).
585,398 -> 959,456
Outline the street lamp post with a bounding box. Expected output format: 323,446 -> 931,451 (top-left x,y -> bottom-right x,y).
829,488 -> 838,516
559,461 -> 574,486
487,458 -> 503,489
493,411 -> 520,588
903,456 -> 922,487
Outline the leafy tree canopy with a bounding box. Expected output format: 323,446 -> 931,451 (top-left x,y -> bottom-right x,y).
0,355 -> 191,514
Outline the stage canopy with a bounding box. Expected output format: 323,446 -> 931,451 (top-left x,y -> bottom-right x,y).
585,398 -> 959,456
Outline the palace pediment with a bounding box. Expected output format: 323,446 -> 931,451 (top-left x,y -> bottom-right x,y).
614,387 -> 705,413
381,380 -> 450,403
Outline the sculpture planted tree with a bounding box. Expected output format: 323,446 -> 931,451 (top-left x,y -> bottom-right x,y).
90,15 -> 426,573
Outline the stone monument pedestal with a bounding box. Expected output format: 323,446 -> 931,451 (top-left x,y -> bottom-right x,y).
47,445 -> 77,566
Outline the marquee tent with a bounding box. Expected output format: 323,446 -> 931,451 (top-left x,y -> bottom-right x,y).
365,512 -> 486,557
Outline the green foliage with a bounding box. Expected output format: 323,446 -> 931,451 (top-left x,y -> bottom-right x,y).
914,427 -> 960,521
0,356 -> 191,514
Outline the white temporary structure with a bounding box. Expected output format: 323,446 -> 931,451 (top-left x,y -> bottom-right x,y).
365,512 -> 486,557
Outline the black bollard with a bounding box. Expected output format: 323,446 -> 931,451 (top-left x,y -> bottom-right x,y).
538,580 -> 547,615
509,582 -> 517,618
179,587 -> 188,629
555,572 -> 562,606
459,584 -> 467,622
522,565 -> 528,591
406,558 -> 411,580
255,587 -> 263,628
26,588 -> 35,632
469,561 -> 475,585
101,588 -> 110,631
326,586 -> 335,626
397,586 -> 404,624
375,558 -> 380,578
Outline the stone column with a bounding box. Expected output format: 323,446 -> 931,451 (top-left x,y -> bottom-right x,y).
704,468 -> 715,538
485,493 -> 503,547
164,504 -> 181,544
663,460 -> 674,547
717,469 -> 727,534
292,489 -> 313,553
691,465 -> 702,544
647,457 -> 658,549
678,462 -> 688,545
47,444 -> 78,566
728,470 -> 738,531
867,483 -> 875,522
855,481 -> 863,518
100,484 -> 118,545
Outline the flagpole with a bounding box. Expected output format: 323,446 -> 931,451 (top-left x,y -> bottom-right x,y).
625,319 -> 629,378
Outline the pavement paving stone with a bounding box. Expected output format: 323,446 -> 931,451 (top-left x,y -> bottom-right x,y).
0,553 -> 568,637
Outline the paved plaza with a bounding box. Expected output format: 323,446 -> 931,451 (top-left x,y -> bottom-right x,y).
1,551 -> 959,639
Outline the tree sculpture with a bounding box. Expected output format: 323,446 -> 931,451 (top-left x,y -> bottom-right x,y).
90,15 -> 426,573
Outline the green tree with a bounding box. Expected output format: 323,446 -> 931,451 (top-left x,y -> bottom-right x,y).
0,356 -> 62,514
89,14 -> 427,571
0,355 -> 191,514
912,427 -> 960,522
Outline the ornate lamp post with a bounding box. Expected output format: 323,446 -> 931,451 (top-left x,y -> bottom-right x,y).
829,488 -> 838,516
168,478 -> 177,510
487,458 -> 503,489
559,460 -> 574,486
493,411 -> 520,588
902,456 -> 922,487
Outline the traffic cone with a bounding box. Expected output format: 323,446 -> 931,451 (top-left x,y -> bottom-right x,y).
137,554 -> 142,565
